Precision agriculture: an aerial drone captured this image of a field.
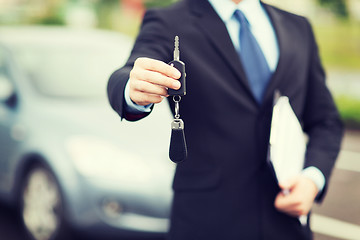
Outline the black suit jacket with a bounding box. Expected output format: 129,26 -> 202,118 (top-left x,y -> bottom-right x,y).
107,0 -> 343,239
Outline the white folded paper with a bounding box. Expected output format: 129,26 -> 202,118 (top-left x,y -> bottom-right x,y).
269,96 -> 306,184
269,95 -> 308,225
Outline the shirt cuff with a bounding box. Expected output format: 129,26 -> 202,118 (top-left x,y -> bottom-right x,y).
301,166 -> 326,192
124,80 -> 153,114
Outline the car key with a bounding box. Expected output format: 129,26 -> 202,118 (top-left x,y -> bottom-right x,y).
168,36 -> 186,96
168,36 -> 187,163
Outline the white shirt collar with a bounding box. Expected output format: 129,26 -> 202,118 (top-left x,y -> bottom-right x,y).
208,0 -> 265,28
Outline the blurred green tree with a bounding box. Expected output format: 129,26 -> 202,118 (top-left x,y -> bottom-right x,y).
95,0 -> 119,29
143,0 -> 177,8
317,0 -> 348,19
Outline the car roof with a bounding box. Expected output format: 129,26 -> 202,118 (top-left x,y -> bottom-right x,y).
0,25 -> 134,49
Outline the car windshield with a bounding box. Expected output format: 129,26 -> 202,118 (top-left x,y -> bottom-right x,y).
8,33 -> 131,98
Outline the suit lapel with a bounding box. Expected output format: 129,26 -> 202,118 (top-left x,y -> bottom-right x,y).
261,4 -> 291,104
189,0 -> 291,109
189,0 -> 258,107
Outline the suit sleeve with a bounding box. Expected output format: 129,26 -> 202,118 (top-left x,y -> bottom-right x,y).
302,20 -> 344,202
107,9 -> 173,121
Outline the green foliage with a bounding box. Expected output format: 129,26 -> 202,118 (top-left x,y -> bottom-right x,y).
313,22 -> 360,70
317,0 -> 348,19
144,0 -> 177,8
35,15 -> 65,25
335,96 -> 360,128
95,0 -> 119,29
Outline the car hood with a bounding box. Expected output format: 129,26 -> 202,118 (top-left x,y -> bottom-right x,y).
24,96 -> 172,148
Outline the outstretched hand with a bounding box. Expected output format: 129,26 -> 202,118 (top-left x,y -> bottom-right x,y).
274,176 -> 319,217
129,57 -> 181,106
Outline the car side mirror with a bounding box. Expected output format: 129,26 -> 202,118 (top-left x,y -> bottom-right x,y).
0,74 -> 15,102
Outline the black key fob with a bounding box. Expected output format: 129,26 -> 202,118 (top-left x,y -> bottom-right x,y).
168,60 -> 186,96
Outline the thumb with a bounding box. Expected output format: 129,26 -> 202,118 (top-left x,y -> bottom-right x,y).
279,176 -> 299,191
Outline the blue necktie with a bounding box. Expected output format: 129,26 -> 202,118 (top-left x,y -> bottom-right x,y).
234,10 -> 272,103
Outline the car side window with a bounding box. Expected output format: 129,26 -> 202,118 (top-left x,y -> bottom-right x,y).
0,46 -> 9,71
0,47 -> 16,106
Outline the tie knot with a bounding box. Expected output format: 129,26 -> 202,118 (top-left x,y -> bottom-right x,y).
234,10 -> 249,27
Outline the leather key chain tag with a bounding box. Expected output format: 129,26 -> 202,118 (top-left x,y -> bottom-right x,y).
169,118 -> 188,163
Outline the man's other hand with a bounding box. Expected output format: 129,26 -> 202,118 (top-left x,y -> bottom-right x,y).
129,57 -> 181,106
274,176 -> 318,217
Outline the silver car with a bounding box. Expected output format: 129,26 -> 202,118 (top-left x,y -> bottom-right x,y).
0,26 -> 174,240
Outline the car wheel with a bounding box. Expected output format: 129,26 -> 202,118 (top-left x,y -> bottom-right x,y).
20,164 -> 69,240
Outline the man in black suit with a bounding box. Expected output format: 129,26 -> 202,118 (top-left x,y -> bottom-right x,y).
107,0 -> 343,239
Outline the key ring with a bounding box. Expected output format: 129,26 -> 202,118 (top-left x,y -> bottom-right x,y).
173,95 -> 181,119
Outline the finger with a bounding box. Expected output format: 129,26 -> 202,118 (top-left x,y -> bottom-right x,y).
282,203 -> 307,217
135,57 -> 181,79
279,176 -> 300,190
274,192 -> 300,210
130,91 -> 164,106
276,199 -> 300,212
131,79 -> 169,96
284,209 -> 303,217
275,200 -> 302,216
274,188 -> 311,217
275,201 -> 303,216
131,69 -> 181,90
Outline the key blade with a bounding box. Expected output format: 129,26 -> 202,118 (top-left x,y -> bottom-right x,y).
174,36 -> 180,61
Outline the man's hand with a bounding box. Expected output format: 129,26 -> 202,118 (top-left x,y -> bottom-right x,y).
129,57 -> 181,106
274,176 -> 318,217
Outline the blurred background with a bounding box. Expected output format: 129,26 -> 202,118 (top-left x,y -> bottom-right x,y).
0,0 -> 359,240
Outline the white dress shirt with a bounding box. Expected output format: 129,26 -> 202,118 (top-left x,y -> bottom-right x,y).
123,0 -> 325,192
208,0 -> 279,72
